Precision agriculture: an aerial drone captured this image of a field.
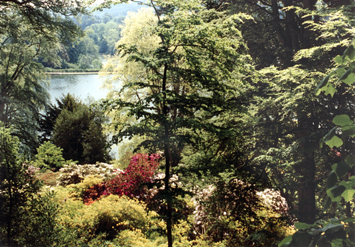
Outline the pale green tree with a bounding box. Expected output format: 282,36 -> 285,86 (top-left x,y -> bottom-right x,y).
100,8 -> 160,159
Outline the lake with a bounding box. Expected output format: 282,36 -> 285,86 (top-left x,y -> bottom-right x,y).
48,73 -> 120,158
48,74 -> 110,104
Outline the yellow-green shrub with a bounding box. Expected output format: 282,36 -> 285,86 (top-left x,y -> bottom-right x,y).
114,229 -> 166,247
57,194 -> 157,242
49,175 -> 104,203
67,175 -> 104,199
113,220 -> 226,247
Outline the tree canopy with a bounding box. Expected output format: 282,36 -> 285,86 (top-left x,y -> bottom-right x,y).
102,1 -> 254,245
0,0 -> 85,153
51,94 -> 110,164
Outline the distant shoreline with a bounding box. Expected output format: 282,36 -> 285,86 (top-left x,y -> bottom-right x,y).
48,71 -> 99,75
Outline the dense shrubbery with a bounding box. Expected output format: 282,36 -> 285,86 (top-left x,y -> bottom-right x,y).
81,153 -> 160,204
192,179 -> 293,246
58,195 -> 156,242
1,131 -> 293,246
0,126 -> 62,246
105,153 -> 160,197
65,152 -> 293,246
49,174 -> 292,246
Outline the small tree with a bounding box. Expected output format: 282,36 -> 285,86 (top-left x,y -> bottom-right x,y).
31,141 -> 69,171
0,125 -> 42,245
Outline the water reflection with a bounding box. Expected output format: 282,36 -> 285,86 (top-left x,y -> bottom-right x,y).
48,74 -> 109,104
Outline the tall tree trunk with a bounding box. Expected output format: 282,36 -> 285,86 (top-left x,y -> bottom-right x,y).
162,64 -> 173,247
297,150 -> 316,223
295,115 -> 316,223
0,98 -> 6,124
165,143 -> 173,247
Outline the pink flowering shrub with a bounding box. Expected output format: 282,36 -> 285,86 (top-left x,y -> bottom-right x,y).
105,153 -> 160,197
83,153 -> 160,205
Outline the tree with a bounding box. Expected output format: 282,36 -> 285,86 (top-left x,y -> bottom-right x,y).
0,0 -> 84,41
204,0 -> 354,70
52,94 -> 110,164
214,0 -> 355,224
279,40 -> 355,247
0,125 -> 42,246
99,39 -> 108,53
39,93 -> 79,143
92,59 -> 103,69
102,1 -> 253,246
0,0 -> 85,153
0,11 -> 51,153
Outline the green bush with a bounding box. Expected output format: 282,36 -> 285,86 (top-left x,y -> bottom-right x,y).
57,194 -> 157,243
113,220 -> 226,247
31,141 -> 70,170
0,126 -> 42,246
0,126 -> 65,246
18,191 -> 62,246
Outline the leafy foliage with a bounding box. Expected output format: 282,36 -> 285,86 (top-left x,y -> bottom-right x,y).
0,126 -> 64,246
240,0 -> 355,224
51,94 -> 110,164
0,1 -> 84,153
279,41 -> 355,247
17,191 -> 64,247
31,141 -> 70,170
57,194 -> 157,243
0,126 -> 42,245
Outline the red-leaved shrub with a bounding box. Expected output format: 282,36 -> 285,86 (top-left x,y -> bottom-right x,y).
83,153 -> 160,205
83,182 -> 107,205
105,153 -> 160,197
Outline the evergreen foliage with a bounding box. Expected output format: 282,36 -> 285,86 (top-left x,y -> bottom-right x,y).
279,40 -> 355,247
0,0 -> 84,153
102,1 -> 254,245
219,0 -> 355,224
51,94 -> 110,164
31,141 -> 69,171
